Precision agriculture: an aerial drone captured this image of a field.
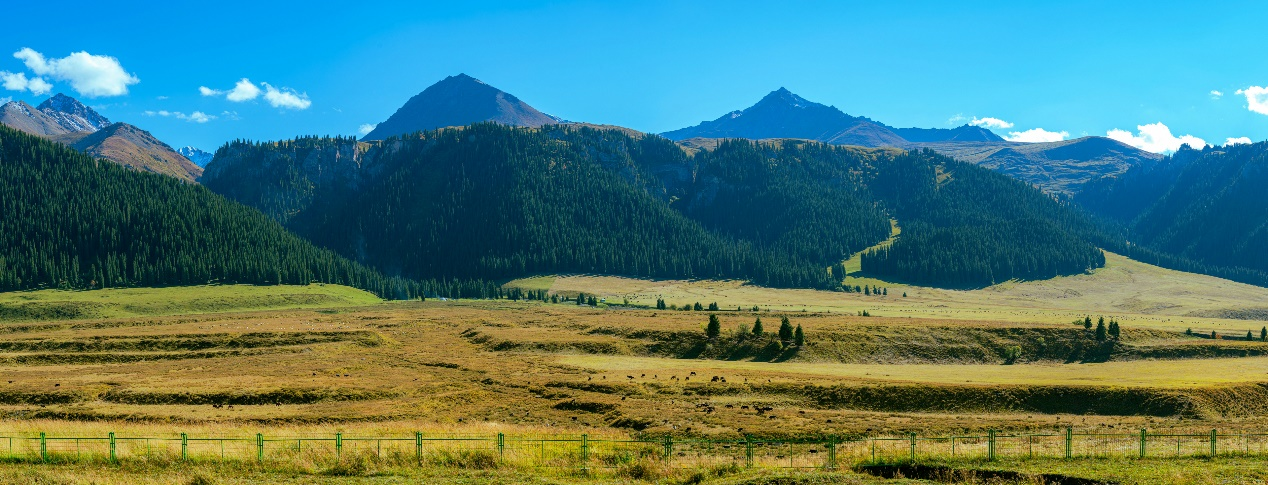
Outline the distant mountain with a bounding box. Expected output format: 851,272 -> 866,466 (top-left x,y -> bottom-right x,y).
1075,142 -> 1268,286
72,123 -> 203,183
662,88 -> 907,146
37,93 -> 111,133
912,137 -> 1162,194
892,124 -> 1003,143
0,100 -> 75,137
177,146 -> 214,167
663,88 -> 1155,194
0,94 -> 200,182
361,74 -> 561,141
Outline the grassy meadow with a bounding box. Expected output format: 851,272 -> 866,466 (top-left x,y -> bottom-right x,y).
0,254 -> 1267,483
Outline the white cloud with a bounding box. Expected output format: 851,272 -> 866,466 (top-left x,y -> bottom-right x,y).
947,113 -> 968,125
969,117 -> 1014,129
1,71 -> 52,95
358,123 -> 377,135
1236,86 -> 1268,115
1106,122 -> 1206,154
1,96 -> 11,105
262,83 -> 310,110
178,111 -> 214,123
201,78 -> 310,110
220,110 -> 240,120
226,78 -> 261,102
1210,90 -> 1223,99
1004,128 -> 1069,143
1225,137 -> 1252,146
156,95 -> 168,100
13,48 -> 138,97
143,109 -> 214,123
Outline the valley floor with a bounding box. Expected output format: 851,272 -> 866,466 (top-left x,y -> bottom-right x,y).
0,252 -> 1266,482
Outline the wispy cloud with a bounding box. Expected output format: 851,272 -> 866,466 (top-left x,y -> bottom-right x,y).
1225,137 -> 1252,146
1004,128 -> 1068,143
1210,90 -> 1223,99
1106,122 -> 1205,154
969,117 -> 1014,129
1235,86 -> 1268,115
199,78 -> 310,110
358,123 -> 377,135
12,48 -> 138,97
143,109 -> 215,123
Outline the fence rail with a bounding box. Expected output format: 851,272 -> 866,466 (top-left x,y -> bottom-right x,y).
2,428 -> 1265,471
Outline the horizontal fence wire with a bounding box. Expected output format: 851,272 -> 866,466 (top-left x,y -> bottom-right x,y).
0,429 -> 1261,471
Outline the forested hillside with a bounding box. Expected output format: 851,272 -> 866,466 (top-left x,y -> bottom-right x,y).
0,125 -> 494,299
205,124 -> 1106,288
1076,142 -> 1268,286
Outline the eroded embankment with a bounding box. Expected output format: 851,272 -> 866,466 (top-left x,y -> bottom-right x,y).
547,380 -> 1268,419
466,324 -> 1266,364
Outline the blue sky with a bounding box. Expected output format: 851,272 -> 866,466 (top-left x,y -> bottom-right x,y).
2,0 -> 1265,153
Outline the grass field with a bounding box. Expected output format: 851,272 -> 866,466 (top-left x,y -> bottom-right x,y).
0,258 -> 1267,483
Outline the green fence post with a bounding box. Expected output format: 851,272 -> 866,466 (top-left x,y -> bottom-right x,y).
909,432 -> 917,463
256,433 -> 263,463
987,429 -> 996,461
181,433 -> 188,461
336,432 -> 342,460
826,435 -> 836,470
109,432 -> 116,463
415,432 -> 422,464
1211,429 -> 1217,457
663,435 -> 672,463
580,434 -> 588,468
741,436 -> 752,468
871,437 -> 876,464
1140,429 -> 1146,458
497,432 -> 505,460
39,432 -> 46,463
1065,427 -> 1072,459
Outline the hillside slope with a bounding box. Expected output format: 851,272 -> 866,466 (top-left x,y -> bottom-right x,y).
1076,142 -> 1268,285
914,137 -> 1161,194
72,123 -> 203,182
206,124 -> 1105,288
0,125 -> 422,298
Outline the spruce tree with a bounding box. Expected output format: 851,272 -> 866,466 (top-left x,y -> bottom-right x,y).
1262,327 -> 1267,342
1108,320 -> 1120,340
1095,319 -> 1107,341
706,314 -> 721,341
864,286 -> 871,296
778,316 -> 794,347
794,324 -> 805,347
752,317 -> 764,337
1083,316 -> 1093,330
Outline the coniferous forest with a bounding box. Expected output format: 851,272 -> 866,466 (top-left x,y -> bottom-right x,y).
1075,141 -> 1268,287
203,124 -> 1107,289
0,125 -> 498,299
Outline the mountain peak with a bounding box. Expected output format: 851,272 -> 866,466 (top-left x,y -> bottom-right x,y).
361,74 -> 560,141
757,87 -> 810,108
36,93 -> 111,132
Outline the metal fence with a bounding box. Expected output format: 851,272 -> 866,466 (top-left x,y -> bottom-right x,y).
2,428 -> 1265,470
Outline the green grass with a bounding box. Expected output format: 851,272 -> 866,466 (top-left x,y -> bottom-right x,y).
0,284 -> 382,321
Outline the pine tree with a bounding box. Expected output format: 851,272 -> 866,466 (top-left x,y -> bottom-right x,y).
1083,316 -> 1093,330
694,302 -> 704,311
576,293 -> 585,306
864,286 -> 871,296
752,317 -> 764,337
794,324 -> 805,347
1108,320 -> 1120,340
882,288 -> 887,296
708,302 -> 719,311
778,316 -> 794,347
706,314 -> 721,341
1095,319 -> 1107,341
1262,327 -> 1267,342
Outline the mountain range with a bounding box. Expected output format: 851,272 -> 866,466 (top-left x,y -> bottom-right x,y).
661,88 -> 1159,194
0,94 -> 201,183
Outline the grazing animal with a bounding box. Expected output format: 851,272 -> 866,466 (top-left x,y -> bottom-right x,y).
627,376 -> 634,380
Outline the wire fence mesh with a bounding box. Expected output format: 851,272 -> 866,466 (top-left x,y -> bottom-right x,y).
2,428 -> 1263,470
